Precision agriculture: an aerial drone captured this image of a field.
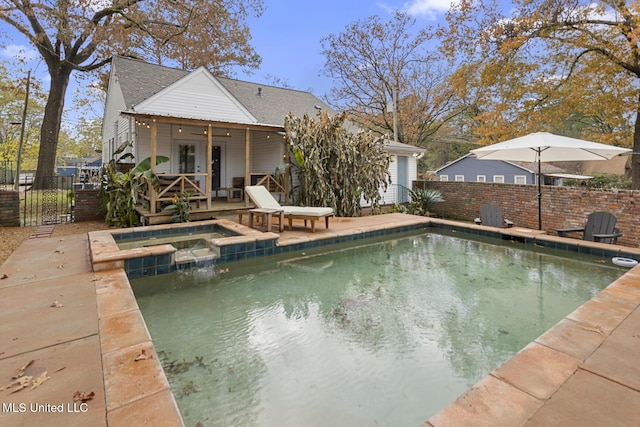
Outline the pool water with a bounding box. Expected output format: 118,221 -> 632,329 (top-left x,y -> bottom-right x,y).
131,231 -> 625,427
116,232 -> 228,250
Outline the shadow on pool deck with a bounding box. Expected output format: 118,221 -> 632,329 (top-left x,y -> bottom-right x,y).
1,214 -> 640,427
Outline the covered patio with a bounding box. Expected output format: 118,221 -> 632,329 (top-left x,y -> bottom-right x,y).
125,114 -> 290,225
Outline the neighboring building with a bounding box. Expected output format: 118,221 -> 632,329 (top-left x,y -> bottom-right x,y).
102,56 -> 423,221
375,140 -> 424,205
435,153 -> 579,186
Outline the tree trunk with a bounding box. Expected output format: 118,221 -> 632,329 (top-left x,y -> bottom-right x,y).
34,66 -> 72,188
633,92 -> 640,190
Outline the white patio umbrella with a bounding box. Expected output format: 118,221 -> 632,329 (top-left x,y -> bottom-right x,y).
470,132 -> 631,230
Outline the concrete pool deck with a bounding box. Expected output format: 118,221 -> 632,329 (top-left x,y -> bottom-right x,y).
0,213 -> 639,426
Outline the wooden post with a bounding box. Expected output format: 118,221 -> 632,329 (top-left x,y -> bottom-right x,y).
207,124 -> 213,209
150,119 -> 157,214
244,128 -> 250,203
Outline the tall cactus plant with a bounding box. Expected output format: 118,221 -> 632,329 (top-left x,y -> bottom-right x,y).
284,111 -> 390,217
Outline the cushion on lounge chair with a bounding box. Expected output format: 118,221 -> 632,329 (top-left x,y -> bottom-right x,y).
245,185 -> 334,232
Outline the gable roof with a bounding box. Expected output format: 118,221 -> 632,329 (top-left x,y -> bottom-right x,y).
134,67 -> 257,124
111,55 -> 335,128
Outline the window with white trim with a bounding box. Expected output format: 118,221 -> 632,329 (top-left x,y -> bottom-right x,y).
477,175 -> 486,183
439,175 -> 449,181
493,175 -> 504,183
514,175 -> 526,185
455,175 -> 465,182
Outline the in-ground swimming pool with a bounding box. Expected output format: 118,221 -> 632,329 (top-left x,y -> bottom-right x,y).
131,230 -> 625,427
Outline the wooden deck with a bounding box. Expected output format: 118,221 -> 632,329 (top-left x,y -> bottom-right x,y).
135,199 -> 253,225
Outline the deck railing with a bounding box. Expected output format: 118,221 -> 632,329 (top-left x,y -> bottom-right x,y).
141,173 -> 209,213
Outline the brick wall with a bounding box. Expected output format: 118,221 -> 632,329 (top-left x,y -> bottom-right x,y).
74,189 -> 104,222
417,181 -> 640,248
0,191 -> 20,226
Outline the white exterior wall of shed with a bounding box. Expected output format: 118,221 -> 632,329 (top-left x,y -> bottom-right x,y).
360,153 -> 418,207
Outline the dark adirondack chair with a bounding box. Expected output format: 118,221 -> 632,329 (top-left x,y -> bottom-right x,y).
556,211 -> 622,244
474,204 -> 514,228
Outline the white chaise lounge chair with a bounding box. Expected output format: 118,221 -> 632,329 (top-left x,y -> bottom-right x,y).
245,185 -> 334,232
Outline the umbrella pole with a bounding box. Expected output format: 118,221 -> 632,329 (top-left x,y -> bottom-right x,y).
537,153 -> 542,230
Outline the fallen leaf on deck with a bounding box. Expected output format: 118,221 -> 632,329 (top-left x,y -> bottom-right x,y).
134,349 -> 153,361
1,274 -> 8,279
50,300 -> 64,308
31,371 -> 50,389
57,264 -> 65,269
12,360 -> 34,379
54,249 -> 64,254
73,391 -> 95,402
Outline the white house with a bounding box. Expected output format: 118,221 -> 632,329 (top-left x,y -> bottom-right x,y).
102,56 -> 424,223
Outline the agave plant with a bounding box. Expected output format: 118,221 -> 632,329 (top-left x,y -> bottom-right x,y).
407,187 -> 444,216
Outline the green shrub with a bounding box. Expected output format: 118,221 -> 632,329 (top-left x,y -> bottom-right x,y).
406,188 -> 444,216
564,173 -> 631,189
98,142 -> 169,227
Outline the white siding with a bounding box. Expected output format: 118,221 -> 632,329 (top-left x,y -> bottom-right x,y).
134,68 -> 256,124
224,140 -> 246,187
101,71 -> 131,163
134,123 -> 173,173
251,137 -> 283,175
362,152 -> 418,207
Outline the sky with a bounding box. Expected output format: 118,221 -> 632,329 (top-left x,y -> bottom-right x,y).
232,0 -> 450,96
0,0 -> 453,126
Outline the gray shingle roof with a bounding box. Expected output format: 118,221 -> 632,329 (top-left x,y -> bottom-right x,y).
111,56 -> 334,127
112,56 -> 188,109
216,77 -> 334,126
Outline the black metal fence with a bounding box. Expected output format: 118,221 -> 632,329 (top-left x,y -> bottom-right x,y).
20,176 -> 77,226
